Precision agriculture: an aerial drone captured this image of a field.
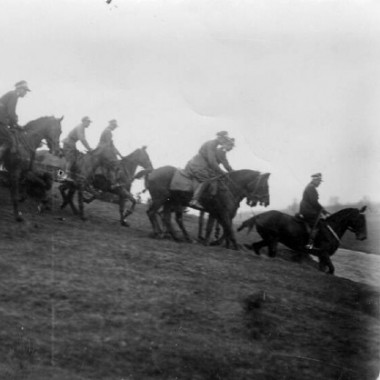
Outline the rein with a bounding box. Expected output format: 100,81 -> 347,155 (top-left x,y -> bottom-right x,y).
326,224 -> 341,244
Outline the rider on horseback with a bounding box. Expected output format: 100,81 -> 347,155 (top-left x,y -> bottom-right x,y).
0,80 -> 31,161
95,119 -> 123,189
299,173 -> 330,250
61,116 -> 93,181
186,131 -> 233,209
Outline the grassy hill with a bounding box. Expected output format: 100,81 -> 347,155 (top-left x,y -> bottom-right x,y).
0,184 -> 379,380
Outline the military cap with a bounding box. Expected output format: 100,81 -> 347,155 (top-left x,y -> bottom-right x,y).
15,80 -> 31,92
81,116 -> 92,123
311,173 -> 323,181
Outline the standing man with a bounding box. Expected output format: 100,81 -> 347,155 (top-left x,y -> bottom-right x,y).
96,119 -> 123,188
62,116 -> 93,180
299,173 -> 330,249
0,80 -> 31,160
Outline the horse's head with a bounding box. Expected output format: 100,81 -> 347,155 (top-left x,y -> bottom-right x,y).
245,172 -> 270,207
347,206 -> 367,241
123,146 -> 153,170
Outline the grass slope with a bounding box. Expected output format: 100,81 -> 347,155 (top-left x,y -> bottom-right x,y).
0,185 -> 379,380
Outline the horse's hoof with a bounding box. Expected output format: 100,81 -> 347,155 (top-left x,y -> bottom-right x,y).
16,213 -> 24,222
121,220 -> 130,227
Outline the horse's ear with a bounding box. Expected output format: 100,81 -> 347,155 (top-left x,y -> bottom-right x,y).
359,205 -> 367,213
142,145 -> 147,150
261,172 -> 271,179
59,116 -> 64,121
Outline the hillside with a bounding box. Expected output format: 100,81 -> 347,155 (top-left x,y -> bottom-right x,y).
0,184 -> 379,380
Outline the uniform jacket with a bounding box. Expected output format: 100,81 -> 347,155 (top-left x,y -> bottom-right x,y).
185,139 -> 224,181
0,90 -> 19,126
216,148 -> 233,172
63,123 -> 91,151
299,182 -> 324,221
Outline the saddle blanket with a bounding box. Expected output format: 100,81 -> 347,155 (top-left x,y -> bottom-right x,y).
170,169 -> 199,192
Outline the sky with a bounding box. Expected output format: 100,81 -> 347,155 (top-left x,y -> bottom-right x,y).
0,0 -> 379,210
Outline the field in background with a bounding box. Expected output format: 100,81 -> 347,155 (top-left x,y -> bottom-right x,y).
0,184 -> 379,380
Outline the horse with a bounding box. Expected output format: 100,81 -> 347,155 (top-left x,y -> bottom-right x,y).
0,116 -> 63,221
145,167 -> 270,249
59,147 -> 153,225
237,207 -> 367,274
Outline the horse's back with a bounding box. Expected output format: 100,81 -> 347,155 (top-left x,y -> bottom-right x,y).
147,166 -> 176,192
256,210 -> 302,231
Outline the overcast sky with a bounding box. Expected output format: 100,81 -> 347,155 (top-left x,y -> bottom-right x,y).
1,0 -> 379,209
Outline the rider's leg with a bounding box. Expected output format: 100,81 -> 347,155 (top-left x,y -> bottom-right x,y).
189,181 -> 208,209
0,143 -> 10,161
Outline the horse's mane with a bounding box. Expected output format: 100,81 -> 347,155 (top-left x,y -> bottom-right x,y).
24,116 -> 55,131
122,148 -> 140,162
327,208 -> 359,222
227,169 -> 262,178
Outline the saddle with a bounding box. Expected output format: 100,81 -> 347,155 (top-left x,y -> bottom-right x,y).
170,169 -> 219,195
170,169 -> 198,192
294,213 -> 312,234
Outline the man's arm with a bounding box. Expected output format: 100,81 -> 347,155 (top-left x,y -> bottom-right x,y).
77,126 -> 92,151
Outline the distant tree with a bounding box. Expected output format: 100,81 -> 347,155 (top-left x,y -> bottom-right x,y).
328,196 -> 340,206
286,198 -> 298,214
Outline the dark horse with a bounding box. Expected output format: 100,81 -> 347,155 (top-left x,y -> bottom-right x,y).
146,167 -> 270,249
0,116 -> 63,221
237,207 -> 367,274
59,147 -> 153,225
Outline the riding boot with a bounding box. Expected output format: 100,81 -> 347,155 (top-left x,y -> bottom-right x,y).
189,182 -> 207,210
0,144 -> 9,161
305,227 -> 318,250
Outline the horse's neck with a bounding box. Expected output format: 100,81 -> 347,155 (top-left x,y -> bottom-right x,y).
25,123 -> 47,150
121,157 -> 138,177
327,210 -> 351,238
222,173 -> 247,201
81,154 -> 101,178
227,171 -> 256,199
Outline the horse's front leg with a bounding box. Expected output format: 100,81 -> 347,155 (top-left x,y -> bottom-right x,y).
121,189 -> 136,226
219,215 -> 238,250
9,170 -> 23,222
203,214 -> 216,246
318,252 -> 335,275
59,183 -> 78,215
77,184 -> 86,221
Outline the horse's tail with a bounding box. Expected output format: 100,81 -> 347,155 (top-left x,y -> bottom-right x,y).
133,169 -> 153,193
237,216 -> 257,234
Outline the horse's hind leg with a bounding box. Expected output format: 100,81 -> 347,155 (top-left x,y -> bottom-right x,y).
174,208 -> 192,242
9,170 -> 23,222
245,240 -> 267,255
147,200 -> 164,237
162,205 -> 181,241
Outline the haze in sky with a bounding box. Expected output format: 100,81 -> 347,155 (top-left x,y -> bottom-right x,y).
0,0 -> 379,210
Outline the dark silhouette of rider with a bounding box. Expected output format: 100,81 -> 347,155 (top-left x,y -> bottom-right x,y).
0,80 -> 31,160
186,131 -> 233,210
299,172 -> 330,250
61,116 -> 93,181
96,119 -> 123,189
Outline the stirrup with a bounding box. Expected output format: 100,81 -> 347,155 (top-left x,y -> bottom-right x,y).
305,243 -> 314,250
189,200 -> 204,210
